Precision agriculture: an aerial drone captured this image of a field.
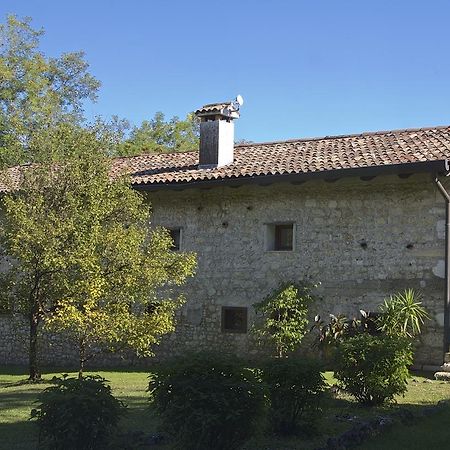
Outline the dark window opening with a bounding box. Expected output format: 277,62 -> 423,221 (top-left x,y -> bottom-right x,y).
221,307 -> 248,333
274,224 -> 293,251
0,305 -> 11,315
145,301 -> 159,315
168,228 -> 181,251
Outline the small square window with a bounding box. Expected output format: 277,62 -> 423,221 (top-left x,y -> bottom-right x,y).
275,224 -> 293,251
168,228 -> 182,251
266,223 -> 294,251
221,307 -> 248,333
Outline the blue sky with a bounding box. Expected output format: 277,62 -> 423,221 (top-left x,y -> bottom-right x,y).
2,0 -> 450,143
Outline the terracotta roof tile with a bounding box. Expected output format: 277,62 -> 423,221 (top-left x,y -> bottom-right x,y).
2,125 -> 450,193
115,125 -> 450,187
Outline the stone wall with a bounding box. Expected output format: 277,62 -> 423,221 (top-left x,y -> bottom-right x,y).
0,173 -> 447,367
149,173 -> 447,366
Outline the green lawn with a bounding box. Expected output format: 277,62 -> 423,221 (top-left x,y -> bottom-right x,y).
0,367 -> 157,450
359,406 -> 450,450
1,367 -> 450,449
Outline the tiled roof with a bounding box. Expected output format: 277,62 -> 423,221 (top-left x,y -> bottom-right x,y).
112,125 -> 450,189
195,102 -> 233,115
195,101 -> 240,119
2,125 -> 450,193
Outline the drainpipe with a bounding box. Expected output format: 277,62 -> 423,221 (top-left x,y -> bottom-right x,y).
435,176 -> 450,357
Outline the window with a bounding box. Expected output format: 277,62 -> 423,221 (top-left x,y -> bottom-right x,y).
266,223 -> 294,251
275,224 -> 293,251
0,305 -> 11,315
145,301 -> 158,315
168,228 -> 182,251
221,307 -> 248,333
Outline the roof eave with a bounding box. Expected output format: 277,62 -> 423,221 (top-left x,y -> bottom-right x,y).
132,159 -> 450,192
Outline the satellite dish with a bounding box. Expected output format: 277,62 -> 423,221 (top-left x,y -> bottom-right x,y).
235,94 -> 244,106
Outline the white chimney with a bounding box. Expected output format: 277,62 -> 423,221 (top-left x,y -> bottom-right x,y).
195,96 -> 243,168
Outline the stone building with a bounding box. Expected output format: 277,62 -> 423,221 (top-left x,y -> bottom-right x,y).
1,99 -> 450,369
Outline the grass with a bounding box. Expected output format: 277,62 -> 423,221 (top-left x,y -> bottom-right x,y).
359,406 -> 450,449
0,366 -> 157,450
0,367 -> 450,449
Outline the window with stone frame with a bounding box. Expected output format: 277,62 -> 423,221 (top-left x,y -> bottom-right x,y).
265,223 -> 294,251
221,306 -> 248,333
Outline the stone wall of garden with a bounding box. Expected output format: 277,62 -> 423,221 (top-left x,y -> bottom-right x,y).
0,172 -> 447,367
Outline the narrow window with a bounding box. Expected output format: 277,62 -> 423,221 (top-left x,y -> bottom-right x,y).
266,223 -> 294,251
221,307 -> 248,333
168,228 -> 182,251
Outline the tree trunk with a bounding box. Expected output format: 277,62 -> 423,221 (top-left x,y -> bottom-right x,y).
29,309 -> 40,381
78,338 -> 85,380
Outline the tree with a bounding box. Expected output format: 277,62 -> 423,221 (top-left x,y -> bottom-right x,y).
252,282 -> 318,358
0,124 -> 196,379
0,15 -> 100,166
118,112 -> 199,156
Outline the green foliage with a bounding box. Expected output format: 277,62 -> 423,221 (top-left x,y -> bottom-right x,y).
311,313 -> 351,352
148,352 -> 268,450
118,112 -> 199,156
253,282 -> 318,357
334,333 -> 413,406
311,310 -> 380,355
0,15 -> 100,166
0,124 -> 196,379
31,375 -> 125,449
261,357 -> 326,435
378,289 -> 430,338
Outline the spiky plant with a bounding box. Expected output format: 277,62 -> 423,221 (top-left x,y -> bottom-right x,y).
378,289 -> 430,339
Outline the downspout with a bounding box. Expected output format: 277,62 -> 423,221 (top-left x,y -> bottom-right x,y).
435,175 -> 450,357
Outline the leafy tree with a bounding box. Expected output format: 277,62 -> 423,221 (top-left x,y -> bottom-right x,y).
0,15 -> 100,166
118,112 -> 199,156
0,124 -> 196,380
252,282 -> 318,358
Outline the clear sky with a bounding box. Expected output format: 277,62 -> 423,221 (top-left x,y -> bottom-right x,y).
2,0 -> 450,143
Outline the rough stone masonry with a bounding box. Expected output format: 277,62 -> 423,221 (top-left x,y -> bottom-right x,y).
0,172 -> 447,367
148,172 -> 447,366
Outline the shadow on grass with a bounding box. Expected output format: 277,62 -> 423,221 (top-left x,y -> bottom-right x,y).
0,389 -> 41,410
0,421 -> 38,450
0,364 -> 158,376
356,404 -> 450,450
0,378 -> 58,389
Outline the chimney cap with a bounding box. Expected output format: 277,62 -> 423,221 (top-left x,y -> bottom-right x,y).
195,96 -> 243,120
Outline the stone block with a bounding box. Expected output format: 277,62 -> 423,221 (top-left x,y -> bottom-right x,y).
434,372 -> 450,381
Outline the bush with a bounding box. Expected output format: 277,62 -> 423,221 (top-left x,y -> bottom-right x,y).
261,357 -> 326,435
253,282 -> 319,357
31,375 -> 125,449
149,352 -> 268,450
334,333 -> 413,406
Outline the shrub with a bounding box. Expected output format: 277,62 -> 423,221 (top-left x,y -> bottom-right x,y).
31,375 -> 125,449
253,282 -> 319,357
261,357 -> 326,435
311,310 -> 381,358
334,333 -> 413,406
378,289 -> 430,338
148,352 -> 268,450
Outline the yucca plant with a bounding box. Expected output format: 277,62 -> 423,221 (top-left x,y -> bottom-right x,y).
378,289 -> 430,339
